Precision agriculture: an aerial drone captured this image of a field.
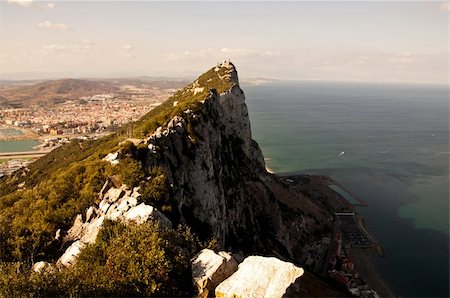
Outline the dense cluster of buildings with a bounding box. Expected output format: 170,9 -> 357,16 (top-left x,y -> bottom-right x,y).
328,228 -> 378,297
338,213 -> 372,247
0,88 -> 175,137
329,214 -> 379,298
300,235 -> 331,274
300,213 -> 379,298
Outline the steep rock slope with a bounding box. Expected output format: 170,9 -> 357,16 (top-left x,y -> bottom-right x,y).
138,61 -> 335,261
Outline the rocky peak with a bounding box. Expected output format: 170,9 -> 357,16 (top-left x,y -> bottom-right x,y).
132,62 -> 334,259
56,61 -> 342,276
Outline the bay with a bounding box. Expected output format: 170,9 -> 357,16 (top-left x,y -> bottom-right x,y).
0,140 -> 41,153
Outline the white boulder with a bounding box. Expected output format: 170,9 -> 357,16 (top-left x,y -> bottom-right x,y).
58,184 -> 171,267
215,256 -> 304,298
103,152 -> 119,165
59,241 -> 86,267
32,261 -> 51,273
191,249 -> 239,298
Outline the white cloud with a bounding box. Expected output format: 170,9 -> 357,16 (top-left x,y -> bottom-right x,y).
123,53 -> 135,59
8,0 -> 55,10
43,44 -> 67,51
165,47 -> 280,60
220,48 -> 280,58
388,52 -> 415,65
7,0 -> 33,7
120,44 -> 135,58
42,41 -> 93,52
440,2 -> 450,11
37,21 -> 70,30
80,39 -> 94,49
278,49 -> 446,83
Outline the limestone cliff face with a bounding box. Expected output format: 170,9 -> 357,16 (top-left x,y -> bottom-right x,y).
141,62 -> 332,260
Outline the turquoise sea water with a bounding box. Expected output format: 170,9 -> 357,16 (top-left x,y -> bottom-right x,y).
244,81 -> 449,297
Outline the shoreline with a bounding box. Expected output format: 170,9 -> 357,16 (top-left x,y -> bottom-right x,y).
273,169 -> 397,297
352,213 -> 396,297
0,125 -> 40,141
265,166 -> 274,174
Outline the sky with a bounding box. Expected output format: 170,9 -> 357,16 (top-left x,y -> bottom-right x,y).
0,0 -> 448,84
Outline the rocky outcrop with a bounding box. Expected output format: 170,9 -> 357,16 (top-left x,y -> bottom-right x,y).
103,152 -> 119,165
32,261 -> 52,273
190,252 -> 306,298
141,62 -> 334,260
215,256 -> 304,298
58,182 -> 171,267
191,249 -> 239,298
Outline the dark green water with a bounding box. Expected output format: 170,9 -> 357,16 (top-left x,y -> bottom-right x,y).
328,184 -> 360,205
244,81 -> 449,297
0,140 -> 41,153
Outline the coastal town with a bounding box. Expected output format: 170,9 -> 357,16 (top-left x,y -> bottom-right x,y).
281,175 -> 394,298
0,84 -> 179,139
300,211 -> 382,298
0,79 -> 184,177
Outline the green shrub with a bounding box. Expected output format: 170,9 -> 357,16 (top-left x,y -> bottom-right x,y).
0,159 -> 113,262
140,167 -> 169,205
0,220 -> 198,297
116,157 -> 145,188
119,141 -> 137,158
133,65 -> 234,139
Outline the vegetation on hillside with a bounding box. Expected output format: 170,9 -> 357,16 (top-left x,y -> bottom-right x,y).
0,158 -> 114,262
0,220 -> 201,297
0,64 -> 234,295
134,65 -> 234,137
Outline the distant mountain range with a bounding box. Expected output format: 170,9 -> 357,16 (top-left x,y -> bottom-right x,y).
0,78 -> 188,106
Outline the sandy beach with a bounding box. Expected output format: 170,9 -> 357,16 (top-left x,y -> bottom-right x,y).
265,166 -> 274,173
350,247 -> 396,297
351,213 -> 396,297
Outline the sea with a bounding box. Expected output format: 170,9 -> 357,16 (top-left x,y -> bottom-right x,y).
0,140 -> 41,153
244,81 -> 449,297
0,127 -> 40,153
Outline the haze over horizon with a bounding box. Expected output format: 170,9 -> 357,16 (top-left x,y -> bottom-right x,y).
0,0 -> 448,84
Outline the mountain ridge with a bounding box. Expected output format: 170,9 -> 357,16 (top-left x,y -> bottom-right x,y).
0,62 -> 348,296
0,77 -> 188,106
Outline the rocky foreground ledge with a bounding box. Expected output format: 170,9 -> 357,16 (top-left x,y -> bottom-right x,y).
192,249 -> 305,298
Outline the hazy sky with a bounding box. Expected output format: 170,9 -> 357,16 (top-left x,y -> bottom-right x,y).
0,1 -> 448,84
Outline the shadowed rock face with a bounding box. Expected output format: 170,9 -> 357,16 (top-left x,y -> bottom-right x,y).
142,62 -> 335,260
